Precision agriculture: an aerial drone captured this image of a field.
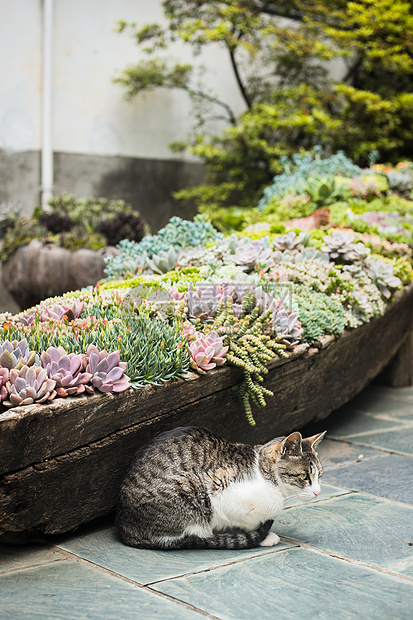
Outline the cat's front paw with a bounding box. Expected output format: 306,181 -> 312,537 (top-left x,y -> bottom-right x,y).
259,532 -> 280,547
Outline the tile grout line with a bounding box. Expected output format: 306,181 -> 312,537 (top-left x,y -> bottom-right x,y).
53,552 -> 223,620
350,411 -> 413,422
321,454 -> 385,471
0,557 -> 67,576
328,423 -> 413,439
314,484 -> 413,509
143,545 -> 301,587
144,584 -> 223,619
387,558 -> 413,570
52,541 -> 300,588
283,490 -> 355,510
279,536 -> 413,584
325,436 -> 413,458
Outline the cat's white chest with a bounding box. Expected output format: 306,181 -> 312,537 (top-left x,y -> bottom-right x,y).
209,469 -> 284,531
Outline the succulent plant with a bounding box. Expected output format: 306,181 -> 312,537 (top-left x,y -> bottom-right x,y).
85,344 -> 131,393
0,201 -> 24,236
3,364 -> 57,407
296,246 -> 331,263
146,247 -> 179,274
271,301 -> 303,347
0,367 -> 9,403
208,298 -> 288,424
189,331 -> 228,373
258,149 -> 362,210
273,246 -> 330,264
104,215 -> 222,279
41,346 -> 93,397
360,211 -> 411,237
348,177 -> 381,199
186,283 -> 266,322
38,212 -> 73,234
181,321 -> 202,342
231,237 -> 273,273
386,169 -> 413,196
186,284 -> 224,321
272,231 -> 309,252
302,175 -> 350,206
168,286 -> 186,302
20,300 -> 85,326
96,211 -> 146,246
366,260 -> 402,299
321,231 -> 370,264
0,338 -> 39,370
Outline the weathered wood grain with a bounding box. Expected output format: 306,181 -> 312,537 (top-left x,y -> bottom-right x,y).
0,343 -> 308,473
0,284 -> 412,539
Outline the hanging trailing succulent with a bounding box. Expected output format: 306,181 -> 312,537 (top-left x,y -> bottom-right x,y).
191,292 -> 289,426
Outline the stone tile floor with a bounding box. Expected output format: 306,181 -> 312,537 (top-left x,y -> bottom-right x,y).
1,383 -> 413,619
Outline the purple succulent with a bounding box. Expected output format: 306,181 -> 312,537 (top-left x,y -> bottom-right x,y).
271,301 -> 302,347
40,346 -> 93,397
321,231 -> 370,264
181,322 -> 202,342
85,344 -> 131,393
186,284 -> 224,321
168,286 -> 186,301
189,331 -> 228,373
0,338 -> 39,370
0,367 -> 9,404
19,300 -> 85,326
231,238 -> 273,273
3,364 -> 56,407
272,231 -> 309,252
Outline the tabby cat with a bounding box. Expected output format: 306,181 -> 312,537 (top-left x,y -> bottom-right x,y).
117,426 -> 325,550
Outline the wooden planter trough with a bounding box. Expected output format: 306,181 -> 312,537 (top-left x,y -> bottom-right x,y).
1,284 -> 412,542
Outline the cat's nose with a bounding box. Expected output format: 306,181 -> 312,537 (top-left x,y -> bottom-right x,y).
313,488 -> 321,497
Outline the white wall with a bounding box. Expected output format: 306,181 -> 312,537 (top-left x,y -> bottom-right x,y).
0,0 -> 42,152
0,0 -> 245,161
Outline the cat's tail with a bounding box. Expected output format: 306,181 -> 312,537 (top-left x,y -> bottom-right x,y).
179,520 -> 274,550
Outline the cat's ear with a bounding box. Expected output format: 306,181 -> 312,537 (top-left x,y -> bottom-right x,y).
305,431 -> 327,452
280,432 -> 303,457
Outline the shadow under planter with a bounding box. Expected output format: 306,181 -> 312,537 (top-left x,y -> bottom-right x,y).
0,284 -> 412,542
2,240 -> 119,310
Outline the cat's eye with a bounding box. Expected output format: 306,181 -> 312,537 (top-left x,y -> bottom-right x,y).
299,473 -> 309,481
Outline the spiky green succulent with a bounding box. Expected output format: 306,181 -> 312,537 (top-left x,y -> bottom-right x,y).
302,175 -> 349,206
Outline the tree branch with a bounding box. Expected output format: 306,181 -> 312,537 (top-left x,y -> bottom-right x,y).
228,46 -> 253,109
179,86 -> 238,125
255,2 -> 305,22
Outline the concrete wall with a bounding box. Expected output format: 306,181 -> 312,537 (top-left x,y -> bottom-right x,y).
0,0 -> 248,229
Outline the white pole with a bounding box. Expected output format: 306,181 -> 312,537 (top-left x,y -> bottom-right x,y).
41,0 -> 54,208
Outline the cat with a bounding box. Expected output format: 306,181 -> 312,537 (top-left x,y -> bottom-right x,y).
117,426 -> 326,550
